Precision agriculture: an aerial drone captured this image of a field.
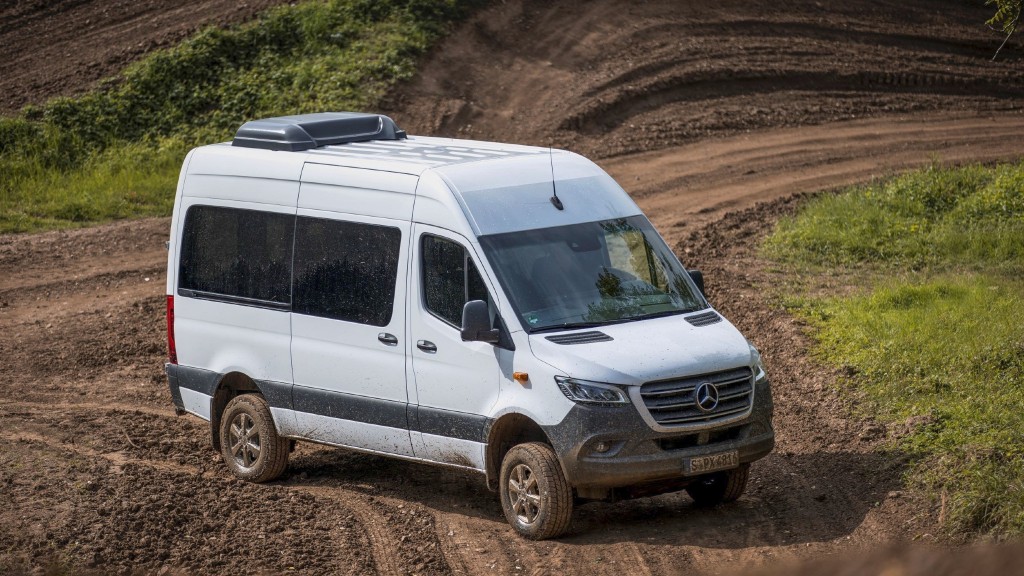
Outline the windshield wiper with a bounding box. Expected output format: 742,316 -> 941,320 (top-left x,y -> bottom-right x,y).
620,308 -> 700,323
530,321 -> 613,333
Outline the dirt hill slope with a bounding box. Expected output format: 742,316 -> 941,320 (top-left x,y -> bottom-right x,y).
387,0 -> 1023,158
0,0 -> 291,114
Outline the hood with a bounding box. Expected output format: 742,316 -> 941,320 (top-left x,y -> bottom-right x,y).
527,310 -> 752,385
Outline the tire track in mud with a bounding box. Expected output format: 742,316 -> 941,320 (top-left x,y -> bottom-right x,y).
562,70 -> 1024,135
0,425 -> 381,575
432,514 -> 472,575
0,263 -> 164,297
0,429 -> 200,477
292,486 -> 408,576
427,505 -> 655,576
2,400 -> 176,420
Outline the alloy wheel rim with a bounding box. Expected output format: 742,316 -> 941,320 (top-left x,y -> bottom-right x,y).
229,413 -> 261,468
508,463 -> 542,525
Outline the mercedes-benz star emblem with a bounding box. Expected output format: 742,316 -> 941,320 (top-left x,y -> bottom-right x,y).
694,381 -> 720,413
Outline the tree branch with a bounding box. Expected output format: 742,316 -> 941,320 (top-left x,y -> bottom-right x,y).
991,7 -> 1015,60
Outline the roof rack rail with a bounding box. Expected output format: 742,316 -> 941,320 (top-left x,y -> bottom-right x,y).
232,112 -> 407,151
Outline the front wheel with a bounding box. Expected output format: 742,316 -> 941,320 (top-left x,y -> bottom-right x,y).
219,394 -> 289,483
499,443 -> 573,540
686,463 -> 750,506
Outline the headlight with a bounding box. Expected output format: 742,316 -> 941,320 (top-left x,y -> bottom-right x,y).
555,376 -> 630,405
749,342 -> 768,385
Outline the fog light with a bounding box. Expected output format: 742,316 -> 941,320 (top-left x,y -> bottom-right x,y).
594,441 -> 612,453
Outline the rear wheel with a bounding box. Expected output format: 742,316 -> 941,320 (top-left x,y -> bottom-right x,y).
219,394 -> 289,483
499,443 -> 573,540
686,464 -> 750,506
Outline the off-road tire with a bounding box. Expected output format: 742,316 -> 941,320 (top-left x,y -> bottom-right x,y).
219,394 -> 289,483
686,463 -> 750,506
499,442 -> 573,540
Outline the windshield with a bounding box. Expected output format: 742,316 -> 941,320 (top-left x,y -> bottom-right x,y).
478,216 -> 707,332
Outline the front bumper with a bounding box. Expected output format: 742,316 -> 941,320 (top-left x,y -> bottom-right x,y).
542,378 -> 774,491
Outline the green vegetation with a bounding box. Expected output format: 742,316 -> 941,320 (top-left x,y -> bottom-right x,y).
765,162 -> 1024,535
0,0 -> 484,233
987,0 -> 1021,56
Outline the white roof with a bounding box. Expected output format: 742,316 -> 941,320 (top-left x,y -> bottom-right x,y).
186,135 -> 642,235
303,135 -> 548,173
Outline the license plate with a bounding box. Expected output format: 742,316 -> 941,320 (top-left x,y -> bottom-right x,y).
685,450 -> 739,475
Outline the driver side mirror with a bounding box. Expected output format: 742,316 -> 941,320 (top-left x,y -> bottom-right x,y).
688,270 -> 706,298
461,300 -> 499,344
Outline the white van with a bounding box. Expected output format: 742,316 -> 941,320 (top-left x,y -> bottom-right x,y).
165,112 -> 774,539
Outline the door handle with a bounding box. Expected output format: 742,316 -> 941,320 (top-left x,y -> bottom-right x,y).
378,333 -> 399,346
417,340 -> 437,353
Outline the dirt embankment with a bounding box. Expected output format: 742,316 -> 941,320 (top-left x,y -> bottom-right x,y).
0,0 -> 292,115
387,0 -> 1023,160
3,0 -> 1024,574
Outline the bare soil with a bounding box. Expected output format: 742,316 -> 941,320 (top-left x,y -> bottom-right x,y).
0,0 -> 291,114
3,0 -> 1024,574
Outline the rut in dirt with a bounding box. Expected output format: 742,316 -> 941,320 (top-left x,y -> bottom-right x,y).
387,0 -> 1023,159
0,0 -> 293,114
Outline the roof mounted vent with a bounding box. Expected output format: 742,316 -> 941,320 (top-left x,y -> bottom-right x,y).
232,112 -> 407,151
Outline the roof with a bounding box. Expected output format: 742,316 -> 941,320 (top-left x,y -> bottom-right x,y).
303,135 -> 548,173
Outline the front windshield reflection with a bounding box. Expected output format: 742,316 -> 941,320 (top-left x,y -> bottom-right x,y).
479,216 -> 706,332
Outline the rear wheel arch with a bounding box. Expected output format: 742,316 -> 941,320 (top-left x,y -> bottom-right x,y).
485,413 -> 553,490
209,371 -> 261,451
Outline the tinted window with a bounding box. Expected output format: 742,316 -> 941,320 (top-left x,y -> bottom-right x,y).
293,217 -> 401,327
422,235 -> 489,326
179,206 -> 294,304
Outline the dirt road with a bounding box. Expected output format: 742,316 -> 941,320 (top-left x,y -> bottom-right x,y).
3,0 -> 1024,574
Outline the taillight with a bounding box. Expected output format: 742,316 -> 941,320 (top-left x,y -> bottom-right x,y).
167,295 -> 177,364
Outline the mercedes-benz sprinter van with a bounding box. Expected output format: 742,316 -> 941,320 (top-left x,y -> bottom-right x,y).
165,112 -> 774,539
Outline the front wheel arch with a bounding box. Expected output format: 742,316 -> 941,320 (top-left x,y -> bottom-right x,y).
485,413 -> 553,490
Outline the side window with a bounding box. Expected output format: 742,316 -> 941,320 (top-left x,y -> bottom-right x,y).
422,235 -> 490,327
293,216 -> 401,327
179,206 -> 294,304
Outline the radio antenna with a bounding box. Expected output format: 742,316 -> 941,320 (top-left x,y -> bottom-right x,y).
548,148 -> 564,210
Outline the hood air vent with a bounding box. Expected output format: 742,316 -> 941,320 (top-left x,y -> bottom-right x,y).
232,112 -> 407,151
685,311 -> 722,327
545,331 -> 613,345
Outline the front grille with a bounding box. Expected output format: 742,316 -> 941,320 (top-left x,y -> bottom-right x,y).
640,367 -> 753,427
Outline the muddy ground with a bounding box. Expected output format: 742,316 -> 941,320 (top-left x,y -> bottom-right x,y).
2,0 -> 1024,574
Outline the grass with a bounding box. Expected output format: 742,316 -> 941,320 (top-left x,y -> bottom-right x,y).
765,161 -> 1024,536
0,0 -> 485,233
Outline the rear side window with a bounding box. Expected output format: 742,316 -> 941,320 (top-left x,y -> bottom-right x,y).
422,235 -> 490,327
179,206 -> 294,304
293,217 -> 401,327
